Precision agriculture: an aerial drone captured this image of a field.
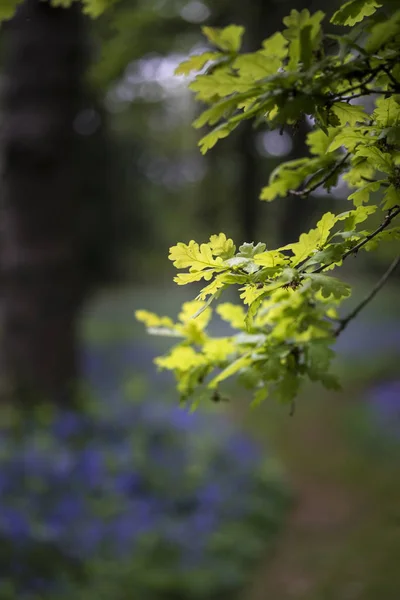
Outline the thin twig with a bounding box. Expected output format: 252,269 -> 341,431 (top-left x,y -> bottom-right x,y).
289,152 -> 351,198
338,89 -> 388,102
341,206 -> 400,260
312,205 -> 400,274
383,66 -> 399,89
335,254 -> 400,337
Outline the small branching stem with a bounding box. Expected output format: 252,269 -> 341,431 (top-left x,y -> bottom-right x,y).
312,205 -> 400,274
335,254 -> 400,337
289,152 -> 351,197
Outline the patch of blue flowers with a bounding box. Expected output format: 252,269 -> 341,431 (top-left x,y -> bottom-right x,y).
0,393 -> 291,600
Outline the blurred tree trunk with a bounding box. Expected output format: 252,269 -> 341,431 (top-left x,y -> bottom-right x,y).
0,0 -> 90,405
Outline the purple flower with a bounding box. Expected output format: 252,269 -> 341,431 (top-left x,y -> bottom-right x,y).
0,508 -> 30,540
52,411 -> 83,439
75,447 -> 105,487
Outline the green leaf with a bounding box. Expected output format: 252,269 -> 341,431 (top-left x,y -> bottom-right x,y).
283,9 -> 324,70
198,122 -> 239,154
202,25 -> 245,52
0,0 -> 20,21
156,346 -> 206,372
174,52 -> 223,76
299,25 -> 313,70
307,128 -> 340,156
307,273 -> 352,300
260,156 -> 333,201
174,270 -> 216,285
331,0 -> 382,26
169,241 -> 224,271
373,96 -> 400,127
281,212 -> 340,266
208,354 -> 251,388
274,373 -> 301,404
196,274 -> 230,300
306,339 -> 336,380
251,387 -> 268,407
328,128 -> 377,153
355,146 -> 394,174
253,250 -> 288,268
382,184 -> 400,210
192,96 -> 239,129
239,284 -> 269,306
233,52 -> 281,79
364,226 -> 400,250
315,212 -> 340,245
365,9 -> 400,53
237,242 -> 267,258
348,181 -> 381,206
135,310 -> 175,329
343,155 -> 376,186
331,102 -> 368,127
217,303 -> 246,329
338,204 -> 378,229
208,233 -> 236,259
189,70 -> 254,101
386,126 -> 400,146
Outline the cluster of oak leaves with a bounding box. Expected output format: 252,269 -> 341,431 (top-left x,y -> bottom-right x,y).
137,0 -> 400,407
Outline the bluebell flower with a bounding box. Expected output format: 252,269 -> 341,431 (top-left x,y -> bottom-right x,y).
0,507 -> 30,541
0,391 -> 290,599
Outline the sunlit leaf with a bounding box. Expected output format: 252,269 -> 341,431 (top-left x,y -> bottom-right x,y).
331,0 -> 382,26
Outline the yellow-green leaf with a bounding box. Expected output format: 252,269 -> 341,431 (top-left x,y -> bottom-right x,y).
216,303 -> 246,329
348,181 -> 381,206
365,9 -> 400,53
174,52 -> 222,76
169,241 -> 225,272
382,184 -> 400,210
234,52 -> 281,79
307,128 -> 340,155
196,274 -> 229,300
203,338 -> 234,362
281,212 -> 340,266
208,354 -> 251,388
355,147 -> 394,174
202,24 -> 245,52
178,301 -> 211,328
198,123 -> 238,154
253,250 -> 288,268
373,96 -> 400,127
135,310 -> 175,329
331,0 -> 382,26
174,270 -> 216,285
208,233 -> 236,258
328,128 -> 377,153
331,102 -> 368,127
239,284 -> 269,306
261,31 -> 288,59
155,347 -> 206,371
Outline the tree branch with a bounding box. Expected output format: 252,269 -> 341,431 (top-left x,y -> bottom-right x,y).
312,205 -> 400,274
335,254 -> 400,337
289,152 -> 351,198
341,205 -> 400,260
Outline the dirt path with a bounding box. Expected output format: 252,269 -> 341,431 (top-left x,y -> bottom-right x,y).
248,477 -> 355,600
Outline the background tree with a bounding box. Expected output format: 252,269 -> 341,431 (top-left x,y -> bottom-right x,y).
0,0 -> 113,405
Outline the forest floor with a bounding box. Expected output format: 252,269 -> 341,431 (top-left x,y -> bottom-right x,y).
241,381 -> 400,600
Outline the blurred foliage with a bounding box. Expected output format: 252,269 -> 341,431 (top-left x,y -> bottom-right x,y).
0,391 -> 290,599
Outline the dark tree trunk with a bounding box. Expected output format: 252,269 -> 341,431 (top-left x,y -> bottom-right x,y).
0,0 -> 90,405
